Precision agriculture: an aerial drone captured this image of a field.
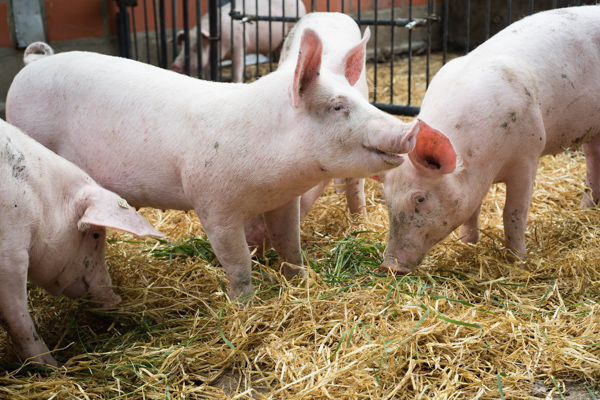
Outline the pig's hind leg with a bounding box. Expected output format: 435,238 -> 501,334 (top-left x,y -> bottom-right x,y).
0,250 -> 58,366
263,197 -> 305,281
581,133 -> 600,208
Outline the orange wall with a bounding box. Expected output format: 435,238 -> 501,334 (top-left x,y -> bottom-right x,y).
0,1 -> 10,47
45,0 -> 105,41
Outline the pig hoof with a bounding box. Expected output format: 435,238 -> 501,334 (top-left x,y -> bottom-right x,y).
282,263 -> 305,281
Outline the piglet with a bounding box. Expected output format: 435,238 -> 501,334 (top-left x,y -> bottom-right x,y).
7,30 -> 419,301
171,0 -> 306,82
0,118 -> 163,366
375,6 -> 600,273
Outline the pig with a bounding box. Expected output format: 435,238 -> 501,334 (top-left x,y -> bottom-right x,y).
7,30 -> 420,301
375,6 -> 600,273
244,12 -> 372,249
0,118 -> 163,367
171,0 -> 306,82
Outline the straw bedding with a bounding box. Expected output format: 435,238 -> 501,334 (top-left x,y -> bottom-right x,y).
1,54 -> 599,399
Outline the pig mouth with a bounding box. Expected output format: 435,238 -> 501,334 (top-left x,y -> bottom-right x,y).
380,259 -> 415,275
365,146 -> 404,166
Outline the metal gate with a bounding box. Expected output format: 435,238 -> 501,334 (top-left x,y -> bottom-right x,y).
115,0 -> 589,117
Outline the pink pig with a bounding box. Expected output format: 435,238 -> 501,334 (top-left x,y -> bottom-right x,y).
171,0 -> 306,82
0,118 -> 163,367
244,12 -> 372,249
7,31 -> 419,301
376,6 -> 600,273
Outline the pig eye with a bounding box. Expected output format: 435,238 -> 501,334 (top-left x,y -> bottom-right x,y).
93,233 -> 100,240
415,195 -> 426,204
333,105 -> 342,111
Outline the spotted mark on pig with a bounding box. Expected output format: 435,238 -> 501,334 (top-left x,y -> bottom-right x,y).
389,211 -> 406,239
214,142 -> 219,151
2,138 -> 27,180
467,149 -> 474,158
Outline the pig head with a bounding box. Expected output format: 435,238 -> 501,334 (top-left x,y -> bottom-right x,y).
0,119 -> 163,366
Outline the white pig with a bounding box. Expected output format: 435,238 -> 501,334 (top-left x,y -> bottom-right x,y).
7,31 -> 419,300
171,0 -> 306,82
0,118 -> 163,367
376,6 -> 600,273
244,12 -> 372,249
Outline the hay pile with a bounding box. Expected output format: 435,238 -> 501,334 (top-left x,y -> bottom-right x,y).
1,54 -> 599,399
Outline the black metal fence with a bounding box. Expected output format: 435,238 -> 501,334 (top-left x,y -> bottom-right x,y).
115,0 -> 591,117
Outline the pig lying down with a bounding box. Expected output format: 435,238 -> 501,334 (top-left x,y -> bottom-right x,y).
377,6 -> 600,273
244,12 -> 373,249
7,29 -> 419,301
171,0 -> 306,82
0,118 -> 162,367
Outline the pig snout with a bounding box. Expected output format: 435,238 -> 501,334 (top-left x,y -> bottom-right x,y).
171,62 -> 184,74
380,259 -> 415,275
365,120 -> 419,166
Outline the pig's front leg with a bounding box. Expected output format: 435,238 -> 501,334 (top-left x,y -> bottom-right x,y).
459,203 -> 482,244
343,178 -> 367,216
581,133 -> 600,208
263,197 -> 305,281
502,164 -> 537,259
0,251 -> 58,366
201,220 -> 254,301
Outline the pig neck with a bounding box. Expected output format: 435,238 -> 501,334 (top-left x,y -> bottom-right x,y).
187,73 -> 334,197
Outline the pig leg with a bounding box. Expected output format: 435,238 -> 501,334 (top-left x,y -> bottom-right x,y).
201,220 -> 254,301
502,163 -> 537,259
263,197 -> 305,281
581,133 -> 600,208
344,178 -> 367,216
300,180 -> 331,216
459,203 -> 482,244
245,214 -> 272,252
231,28 -> 245,83
0,251 -> 57,366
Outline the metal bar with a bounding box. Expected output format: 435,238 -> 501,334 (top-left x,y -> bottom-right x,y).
529,0 -> 533,15
464,0 -> 470,54
389,0 -> 394,104
131,6 -> 139,60
152,0 -> 161,64
242,0 -> 247,81
159,0 -> 168,68
209,0 -> 219,81
426,0 -> 431,88
255,0 -> 259,77
183,0 -> 191,75
506,0 -> 511,27
197,0 -> 202,77
269,0 -> 272,72
443,0 -> 448,64
171,0 -> 177,61
407,0 -> 412,106
230,13 -> 431,27
373,103 -> 420,116
373,0 -> 378,103
143,0 -> 151,63
484,0 -> 490,41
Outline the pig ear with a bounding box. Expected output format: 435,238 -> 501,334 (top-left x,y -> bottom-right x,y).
339,27 -> 370,86
78,188 -> 164,238
292,28 -> 323,108
176,30 -> 185,46
408,119 -> 457,175
200,28 -> 210,41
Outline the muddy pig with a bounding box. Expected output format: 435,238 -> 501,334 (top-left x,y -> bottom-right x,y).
7,33 -> 419,301
171,0 -> 306,82
0,118 -> 163,366
375,6 -> 600,273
